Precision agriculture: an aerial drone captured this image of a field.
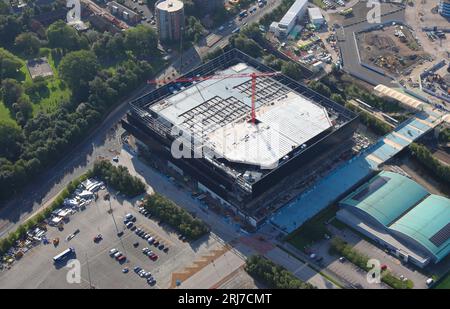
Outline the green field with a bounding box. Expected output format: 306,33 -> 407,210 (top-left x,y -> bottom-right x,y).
435,273 -> 450,289
30,49 -> 71,115
0,102 -> 13,122
0,48 -> 71,123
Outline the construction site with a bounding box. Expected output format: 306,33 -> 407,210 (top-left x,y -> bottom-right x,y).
356,24 -> 430,77
123,49 -> 358,228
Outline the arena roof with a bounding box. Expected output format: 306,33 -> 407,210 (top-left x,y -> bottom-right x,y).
390,195 -> 450,262
150,63 -> 332,168
341,171 -> 450,262
340,171 -> 429,226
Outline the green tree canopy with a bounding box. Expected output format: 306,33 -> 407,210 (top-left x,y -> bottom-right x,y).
0,48 -> 22,79
0,121 -> 24,161
124,25 -> 158,58
59,50 -> 99,99
46,20 -> 80,52
0,15 -> 22,45
1,78 -> 23,107
15,32 -> 41,56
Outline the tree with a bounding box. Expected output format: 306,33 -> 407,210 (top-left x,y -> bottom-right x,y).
15,32 -> 41,56
13,96 -> 33,125
0,121 -> 24,161
185,16 -> 204,43
1,79 -> 23,107
46,20 -> 80,52
0,48 -> 22,79
59,50 -> 99,99
124,25 -> 158,58
230,34 -> 261,58
0,1 -> 9,15
281,62 -> 302,81
0,15 -> 22,45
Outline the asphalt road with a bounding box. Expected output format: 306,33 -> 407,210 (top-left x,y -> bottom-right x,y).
0,0 -> 283,239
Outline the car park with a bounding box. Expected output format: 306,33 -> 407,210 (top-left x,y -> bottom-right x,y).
109,248 -> 118,256
126,222 -> 134,229
133,242 -> 140,248
122,268 -> 129,274
114,252 -> 123,259
158,244 -> 165,250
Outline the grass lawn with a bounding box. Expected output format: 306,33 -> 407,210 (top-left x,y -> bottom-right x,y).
30,48 -> 71,115
435,273 -> 450,289
0,102 -> 14,123
285,205 -> 338,250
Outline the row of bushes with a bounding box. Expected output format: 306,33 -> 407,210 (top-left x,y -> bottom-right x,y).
142,193 -> 209,240
0,172 -> 91,255
330,237 -> 413,289
92,160 -> 146,198
409,143 -> 450,186
245,255 -> 316,289
345,103 -> 393,136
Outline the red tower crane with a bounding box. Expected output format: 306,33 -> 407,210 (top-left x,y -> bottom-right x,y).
147,71 -> 281,124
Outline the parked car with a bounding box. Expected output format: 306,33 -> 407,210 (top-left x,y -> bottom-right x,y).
93,234 -> 103,243
133,242 -> 140,248
109,248 -> 118,256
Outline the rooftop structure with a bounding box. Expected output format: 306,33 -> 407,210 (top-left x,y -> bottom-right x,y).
439,0 -> 450,17
272,0 -> 308,37
107,1 -> 140,24
155,0 -> 184,41
124,49 -> 357,228
150,63 -> 333,169
308,7 -> 324,26
339,171 -> 450,267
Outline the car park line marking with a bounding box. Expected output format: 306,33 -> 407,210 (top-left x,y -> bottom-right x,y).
134,224 -> 174,247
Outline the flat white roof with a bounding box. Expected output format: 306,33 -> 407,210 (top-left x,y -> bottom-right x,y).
156,0 -> 184,12
150,63 -> 332,168
308,7 -> 323,20
279,0 -> 308,26
208,92 -> 332,168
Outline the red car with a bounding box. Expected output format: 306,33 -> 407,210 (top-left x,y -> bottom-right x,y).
117,255 -> 127,263
149,253 -> 158,261
381,264 -> 388,271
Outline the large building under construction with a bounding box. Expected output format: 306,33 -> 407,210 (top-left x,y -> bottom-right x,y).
123,50 -> 358,227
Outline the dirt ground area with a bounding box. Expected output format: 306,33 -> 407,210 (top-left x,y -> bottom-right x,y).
405,0 -> 450,60
357,26 -> 430,76
385,155 -> 450,196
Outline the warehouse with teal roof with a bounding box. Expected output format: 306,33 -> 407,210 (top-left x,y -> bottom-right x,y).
338,171 -> 450,268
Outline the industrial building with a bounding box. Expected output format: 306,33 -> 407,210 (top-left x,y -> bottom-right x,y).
155,0 -> 185,42
270,0 -> 308,37
123,49 -> 358,228
439,0 -> 450,17
338,171 -> 450,268
107,1 -> 140,25
308,7 -> 324,27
